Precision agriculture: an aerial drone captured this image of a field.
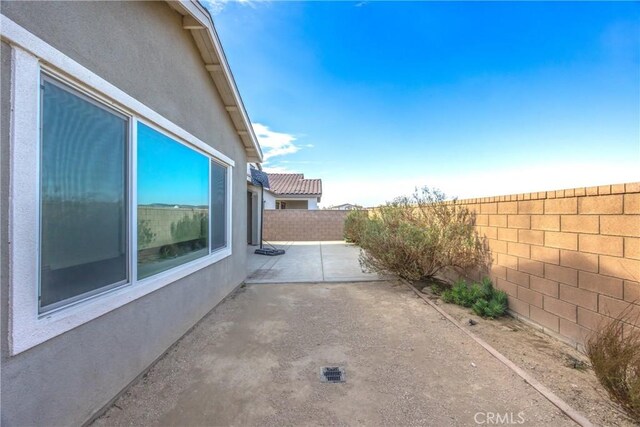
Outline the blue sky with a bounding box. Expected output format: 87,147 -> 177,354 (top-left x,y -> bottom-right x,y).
138,123 -> 209,206
209,1 -> 639,207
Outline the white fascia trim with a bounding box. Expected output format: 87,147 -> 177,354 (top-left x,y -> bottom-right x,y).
176,0 -> 263,162
0,15 -> 235,167
2,17 -> 235,355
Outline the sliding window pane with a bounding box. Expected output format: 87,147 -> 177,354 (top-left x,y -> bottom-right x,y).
211,161 -> 227,251
137,123 -> 209,279
40,76 -> 128,311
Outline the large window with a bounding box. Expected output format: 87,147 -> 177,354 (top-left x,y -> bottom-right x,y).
39,75 -> 128,312
8,33 -> 237,354
38,78 -> 231,308
137,123 -> 210,279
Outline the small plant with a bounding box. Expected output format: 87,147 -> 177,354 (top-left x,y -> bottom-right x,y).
472,291 -> 508,318
441,279 -> 475,307
428,280 -> 448,296
159,243 -> 179,258
441,277 -> 508,318
586,306 -> 640,422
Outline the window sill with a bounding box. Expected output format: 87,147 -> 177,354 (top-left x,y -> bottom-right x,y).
12,248 -> 232,355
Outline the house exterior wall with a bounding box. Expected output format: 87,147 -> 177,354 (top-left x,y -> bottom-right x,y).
0,2 -> 249,425
263,191 -> 319,210
453,183 -> 640,348
278,199 -> 309,210
263,189 -> 277,209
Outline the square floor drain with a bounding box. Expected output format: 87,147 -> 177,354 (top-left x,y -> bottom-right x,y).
320,367 -> 345,383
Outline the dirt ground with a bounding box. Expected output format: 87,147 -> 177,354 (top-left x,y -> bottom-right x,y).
415,282 -> 636,427
93,281 -> 577,426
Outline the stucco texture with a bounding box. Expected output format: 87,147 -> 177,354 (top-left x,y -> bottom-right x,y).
1,2 -> 249,425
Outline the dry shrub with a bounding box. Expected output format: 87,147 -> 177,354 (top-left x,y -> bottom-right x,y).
586,305 -> 640,422
356,187 -> 490,281
344,209 -> 369,244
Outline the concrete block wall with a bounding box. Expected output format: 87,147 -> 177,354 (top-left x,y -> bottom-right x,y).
138,206 -> 208,249
457,182 -> 640,347
263,209 -> 349,241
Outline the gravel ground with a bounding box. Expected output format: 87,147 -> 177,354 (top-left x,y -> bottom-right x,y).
416,283 -> 635,426
94,281 -> 576,426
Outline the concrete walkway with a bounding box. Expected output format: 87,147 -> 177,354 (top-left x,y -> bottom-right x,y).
94,281 -> 574,426
247,241 -> 386,283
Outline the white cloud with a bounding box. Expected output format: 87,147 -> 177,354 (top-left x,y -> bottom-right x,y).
261,165 -> 293,173
201,0 -> 256,16
253,123 -> 307,165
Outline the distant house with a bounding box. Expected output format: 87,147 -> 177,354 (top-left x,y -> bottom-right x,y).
263,173 -> 322,210
328,203 -> 363,210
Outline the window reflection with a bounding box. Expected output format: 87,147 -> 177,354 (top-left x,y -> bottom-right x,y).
211,161 -> 227,251
40,76 -> 128,312
137,123 -> 209,279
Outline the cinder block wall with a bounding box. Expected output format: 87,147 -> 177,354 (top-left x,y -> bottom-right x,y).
263,210 -> 349,241
458,182 -> 639,347
138,206 -> 208,249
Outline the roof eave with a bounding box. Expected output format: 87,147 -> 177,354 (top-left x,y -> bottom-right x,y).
273,193 -> 322,197
166,0 -> 263,163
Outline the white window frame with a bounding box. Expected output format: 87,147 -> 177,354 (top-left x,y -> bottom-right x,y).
4,16 -> 235,355
209,158 -> 232,252
133,119 -> 233,281
37,72 -> 132,314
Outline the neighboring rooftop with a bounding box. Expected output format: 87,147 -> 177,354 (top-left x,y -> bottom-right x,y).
267,173 -> 322,196
327,203 -> 363,210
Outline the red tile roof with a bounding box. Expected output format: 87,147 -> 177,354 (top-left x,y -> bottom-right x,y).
267,173 -> 322,196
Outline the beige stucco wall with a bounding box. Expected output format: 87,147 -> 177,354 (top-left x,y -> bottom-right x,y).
278,200 -> 309,210
1,2 -> 250,425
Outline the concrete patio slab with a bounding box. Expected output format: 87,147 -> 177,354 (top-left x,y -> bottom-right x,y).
247,241 -> 386,283
94,281 -> 575,427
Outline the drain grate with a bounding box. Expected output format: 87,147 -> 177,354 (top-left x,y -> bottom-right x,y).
320,366 -> 345,383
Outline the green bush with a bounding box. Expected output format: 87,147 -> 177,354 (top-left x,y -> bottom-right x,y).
171,212 -> 208,243
441,277 -> 508,318
137,218 -> 156,249
356,186 -> 490,281
344,209 -> 369,244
